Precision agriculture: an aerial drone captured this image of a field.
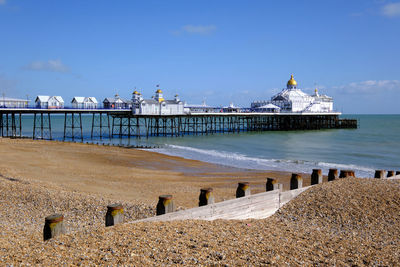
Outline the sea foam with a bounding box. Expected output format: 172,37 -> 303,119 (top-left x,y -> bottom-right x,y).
151,144 -> 375,177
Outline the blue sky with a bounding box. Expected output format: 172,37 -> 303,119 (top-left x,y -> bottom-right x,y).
0,0 -> 399,113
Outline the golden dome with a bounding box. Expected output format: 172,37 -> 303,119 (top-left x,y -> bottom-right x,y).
287,74 -> 298,87
156,89 -> 163,94
133,90 -> 139,95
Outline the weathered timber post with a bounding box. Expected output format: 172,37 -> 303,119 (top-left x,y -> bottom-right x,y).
199,188 -> 214,206
328,169 -> 338,181
105,203 -> 124,227
43,214 -> 66,241
156,195 -> 175,215
387,171 -> 395,177
374,170 -> 386,179
236,182 -> 250,198
339,170 -> 355,178
290,173 -> 303,190
266,178 -> 279,191
311,169 -> 323,185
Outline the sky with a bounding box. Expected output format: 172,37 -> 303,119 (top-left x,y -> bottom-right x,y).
0,0 -> 399,114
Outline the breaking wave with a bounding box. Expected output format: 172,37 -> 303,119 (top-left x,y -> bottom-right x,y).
151,144 -> 375,177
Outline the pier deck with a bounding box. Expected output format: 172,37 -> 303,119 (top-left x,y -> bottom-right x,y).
0,108 -> 357,140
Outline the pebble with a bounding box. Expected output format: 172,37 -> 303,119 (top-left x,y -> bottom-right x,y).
0,177 -> 399,265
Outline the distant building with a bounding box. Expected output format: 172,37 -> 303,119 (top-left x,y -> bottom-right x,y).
0,97 -> 29,108
222,103 -> 241,113
185,101 -> 221,114
103,94 -> 131,109
251,75 -> 333,113
131,87 -> 185,115
35,96 -> 64,109
71,97 -> 98,109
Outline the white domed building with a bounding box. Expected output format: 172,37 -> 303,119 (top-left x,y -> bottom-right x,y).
131,87 -> 185,115
251,75 -> 333,113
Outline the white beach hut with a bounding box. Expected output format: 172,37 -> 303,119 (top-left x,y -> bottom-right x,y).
35,96 -> 64,109
71,97 -> 98,109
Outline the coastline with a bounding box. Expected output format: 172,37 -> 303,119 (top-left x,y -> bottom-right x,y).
1,138 -> 400,265
0,138 -> 305,208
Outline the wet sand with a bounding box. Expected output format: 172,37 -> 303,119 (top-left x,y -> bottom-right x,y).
0,138 -> 311,208
1,138 -> 399,265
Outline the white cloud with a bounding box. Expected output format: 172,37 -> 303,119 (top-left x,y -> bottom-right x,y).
0,0 -> 6,5
173,25 -> 216,35
23,59 -> 69,73
381,2 -> 400,17
332,80 -> 400,94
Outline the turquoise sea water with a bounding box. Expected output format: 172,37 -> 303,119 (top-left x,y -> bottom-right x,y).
17,114 -> 400,177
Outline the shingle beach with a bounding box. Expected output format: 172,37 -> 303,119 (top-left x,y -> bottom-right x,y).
0,139 -> 399,265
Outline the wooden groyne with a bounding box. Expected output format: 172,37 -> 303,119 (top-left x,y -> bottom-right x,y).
41,167 -> 399,240
0,108 -> 357,140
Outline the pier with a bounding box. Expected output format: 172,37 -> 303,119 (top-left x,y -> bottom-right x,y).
0,108 -> 357,140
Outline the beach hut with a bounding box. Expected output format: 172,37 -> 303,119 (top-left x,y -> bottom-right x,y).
71,97 -> 98,109
103,94 -> 129,109
35,96 -> 64,109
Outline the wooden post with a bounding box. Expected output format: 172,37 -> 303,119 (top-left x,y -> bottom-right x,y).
311,169 -> 323,185
157,195 -> 175,215
387,171 -> 395,177
290,173 -> 302,190
199,188 -> 214,206
43,214 -> 66,241
236,182 -> 250,198
339,170 -> 355,178
266,178 -> 279,191
328,169 -> 338,181
374,170 -> 386,179
105,203 -> 124,227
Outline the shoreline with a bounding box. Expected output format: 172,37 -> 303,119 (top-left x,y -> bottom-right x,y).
0,138 -> 304,208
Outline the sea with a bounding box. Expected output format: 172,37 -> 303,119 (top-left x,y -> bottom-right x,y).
17,114 -> 400,177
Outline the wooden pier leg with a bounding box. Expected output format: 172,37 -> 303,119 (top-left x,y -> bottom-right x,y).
48,113 -> 52,140
43,214 -> 66,241
91,113 -> 95,139
290,173 -> 302,190
311,169 -> 323,185
374,170 -> 386,179
79,113 -> 83,141
199,188 -> 214,206
236,182 -> 250,198
266,178 -> 280,191
156,195 -> 175,215
105,203 -> 124,227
